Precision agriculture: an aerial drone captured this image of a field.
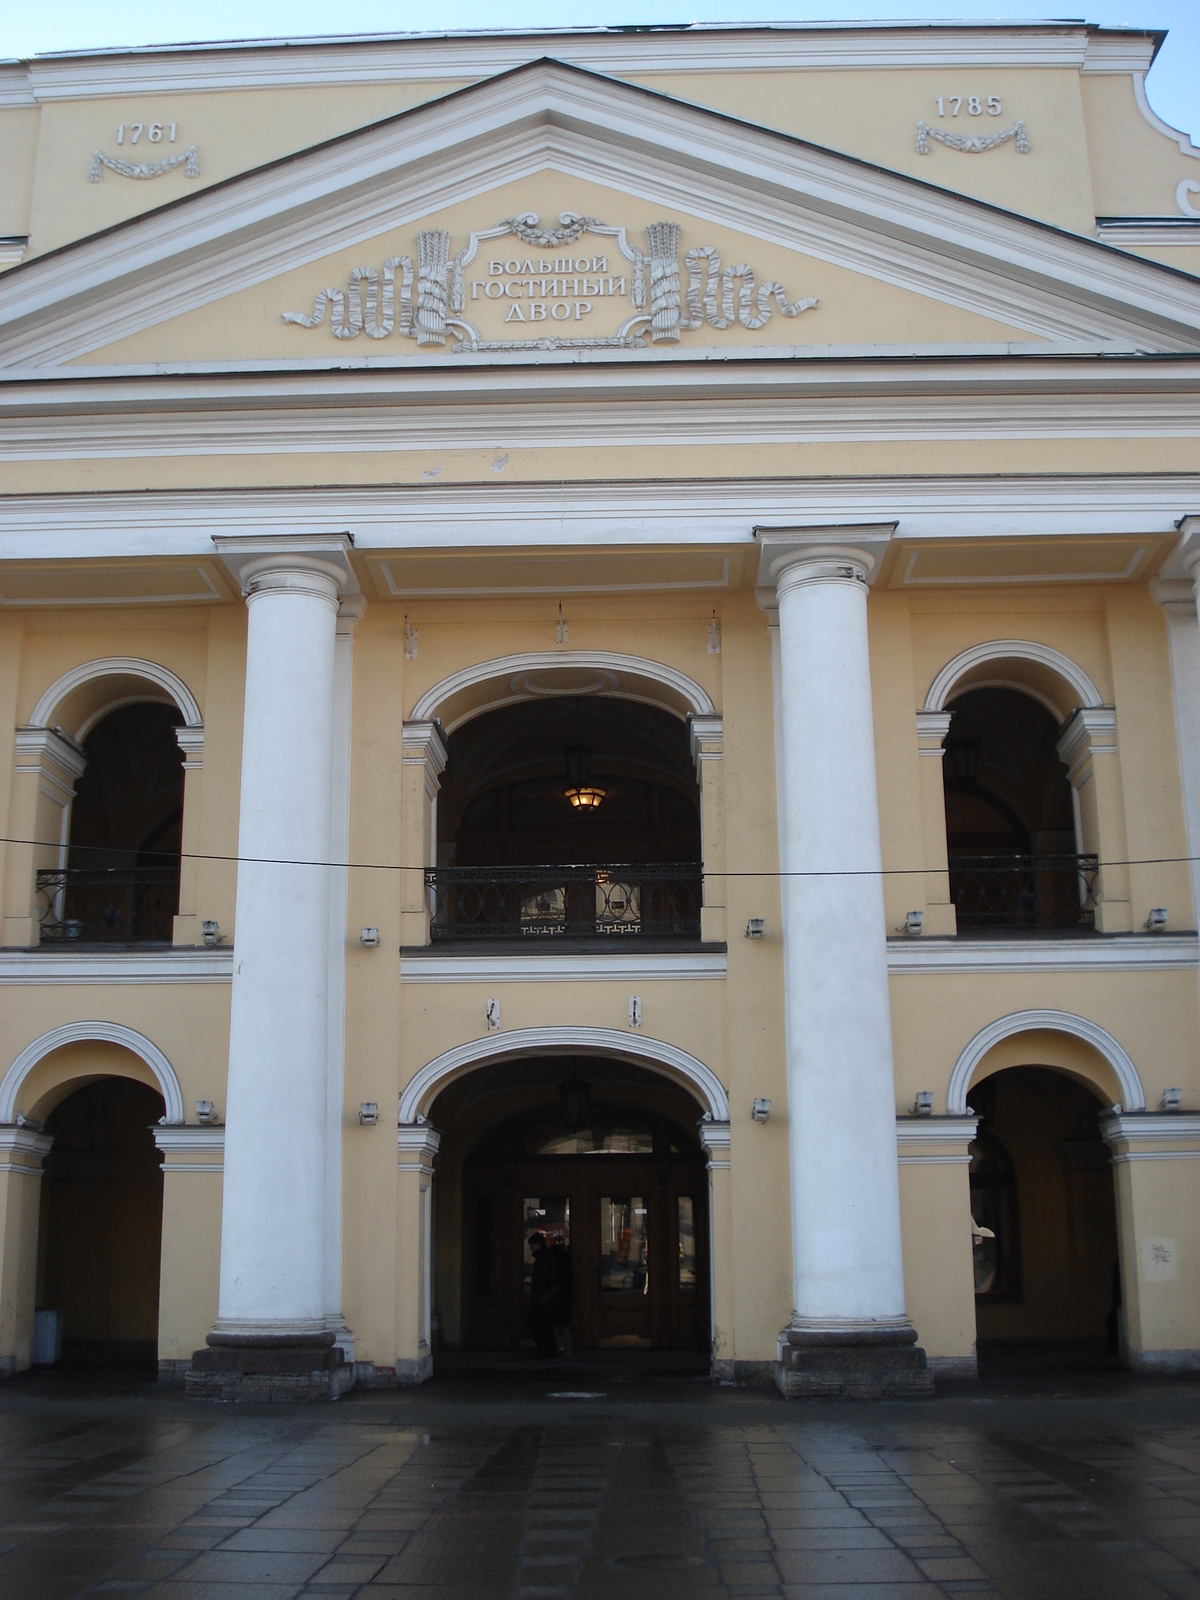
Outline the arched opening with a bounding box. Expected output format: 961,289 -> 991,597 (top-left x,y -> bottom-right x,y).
40,703 -> 184,944
37,1076 -> 165,1370
942,687 -> 1092,930
967,1066 -> 1120,1369
430,1054 -> 711,1361
430,697 -> 702,942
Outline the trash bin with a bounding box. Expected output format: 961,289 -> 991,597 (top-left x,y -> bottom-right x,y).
32,1309 -> 62,1366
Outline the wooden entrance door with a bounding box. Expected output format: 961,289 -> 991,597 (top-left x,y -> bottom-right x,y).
463,1142 -> 708,1352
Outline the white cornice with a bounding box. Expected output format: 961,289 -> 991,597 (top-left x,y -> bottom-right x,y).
400,948 -> 726,983
1080,34 -> 1159,75
153,1125 -> 225,1151
896,1114 -> 979,1144
0,948 -> 234,983
3,63 -> 1200,369
1,474 -> 1197,566
0,24 -> 1108,104
887,933 -> 1198,974
1098,220 -> 1200,248
5,382 -> 1200,462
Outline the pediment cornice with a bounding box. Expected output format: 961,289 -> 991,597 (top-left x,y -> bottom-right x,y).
3,58 -> 1200,368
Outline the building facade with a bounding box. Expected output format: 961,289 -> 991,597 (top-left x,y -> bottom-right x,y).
0,21 -> 1199,1396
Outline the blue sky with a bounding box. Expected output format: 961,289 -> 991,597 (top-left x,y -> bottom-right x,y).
3,2 -> 1196,144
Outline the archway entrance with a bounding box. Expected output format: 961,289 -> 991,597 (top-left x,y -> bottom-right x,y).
38,1077 -> 165,1368
968,1067 -> 1120,1365
431,1056 -> 710,1355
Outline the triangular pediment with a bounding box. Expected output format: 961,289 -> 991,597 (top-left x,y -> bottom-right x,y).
2,58 -> 1200,369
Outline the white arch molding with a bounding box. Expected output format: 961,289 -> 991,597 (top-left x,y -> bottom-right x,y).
399,1025 -> 729,1125
30,657 -> 203,736
409,651 -> 716,732
947,1009 -> 1145,1116
0,1021 -> 186,1126
923,640 -> 1104,718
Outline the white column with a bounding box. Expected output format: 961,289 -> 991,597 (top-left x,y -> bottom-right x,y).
759,532 -> 910,1340
211,535 -> 354,1342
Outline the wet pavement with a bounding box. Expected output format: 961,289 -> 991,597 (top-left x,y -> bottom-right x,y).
3,1359 -> 1200,1598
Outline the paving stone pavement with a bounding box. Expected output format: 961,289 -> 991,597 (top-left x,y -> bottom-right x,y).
4,1363 -> 1200,1598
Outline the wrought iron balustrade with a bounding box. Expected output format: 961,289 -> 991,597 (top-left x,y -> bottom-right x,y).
426,862 -> 703,942
947,853 -> 1099,931
35,866 -> 180,945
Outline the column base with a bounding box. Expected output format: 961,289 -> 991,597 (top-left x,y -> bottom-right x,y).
186,1334 -> 354,1402
774,1321 -> 935,1400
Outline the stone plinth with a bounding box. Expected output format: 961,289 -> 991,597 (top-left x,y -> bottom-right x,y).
775,1323 -> 935,1400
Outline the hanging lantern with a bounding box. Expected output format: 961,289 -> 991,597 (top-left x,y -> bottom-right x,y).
564,740 -> 605,811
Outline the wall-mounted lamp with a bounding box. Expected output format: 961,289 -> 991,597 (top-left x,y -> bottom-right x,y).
902,910 -> 924,937
1146,907 -> 1168,932
359,1102 -> 379,1126
196,1100 -> 219,1125
360,927 -> 380,947
751,1097 -> 772,1122
1161,1087 -> 1183,1111
745,918 -> 765,940
201,920 -> 222,947
913,1091 -> 933,1116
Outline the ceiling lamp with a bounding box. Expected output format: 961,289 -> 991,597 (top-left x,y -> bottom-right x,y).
564,733 -> 605,811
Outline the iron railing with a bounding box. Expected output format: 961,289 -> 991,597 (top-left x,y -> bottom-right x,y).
425,863 -> 703,942
948,853 -> 1099,931
35,866 -> 180,945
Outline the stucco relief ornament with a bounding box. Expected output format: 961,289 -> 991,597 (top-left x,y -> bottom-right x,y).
915,121 -> 1029,155
88,145 -> 200,182
281,212 -> 817,351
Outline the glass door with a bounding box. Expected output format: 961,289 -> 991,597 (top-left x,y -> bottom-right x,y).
595,1193 -> 653,1346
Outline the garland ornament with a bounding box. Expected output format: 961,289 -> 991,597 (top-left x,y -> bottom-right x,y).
916,120 -> 1029,156
88,145 -> 200,182
681,246 -> 817,331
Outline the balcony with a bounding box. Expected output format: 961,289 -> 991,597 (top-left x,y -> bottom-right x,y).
426,863 -> 703,944
947,853 -> 1099,932
36,867 -> 179,946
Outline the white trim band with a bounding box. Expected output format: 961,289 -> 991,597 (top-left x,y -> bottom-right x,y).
400,949 -> 726,983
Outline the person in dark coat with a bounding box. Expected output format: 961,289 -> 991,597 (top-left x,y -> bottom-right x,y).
527,1233 -> 559,1357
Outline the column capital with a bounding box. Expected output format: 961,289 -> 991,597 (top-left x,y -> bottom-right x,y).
14,726 -> 87,794
697,1117 -> 731,1169
1056,705 -> 1118,781
402,721 -> 449,789
1176,514 -> 1200,577
0,1125 -> 54,1172
1149,577 -> 1196,616
755,524 -> 896,612
213,533 -> 358,605
174,725 -> 205,770
688,713 -> 723,782
914,710 -> 953,756
336,594 -> 368,636
397,1122 -> 441,1174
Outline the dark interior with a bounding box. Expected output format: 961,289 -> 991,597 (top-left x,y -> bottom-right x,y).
942,687 -> 1074,855
438,697 -> 701,867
